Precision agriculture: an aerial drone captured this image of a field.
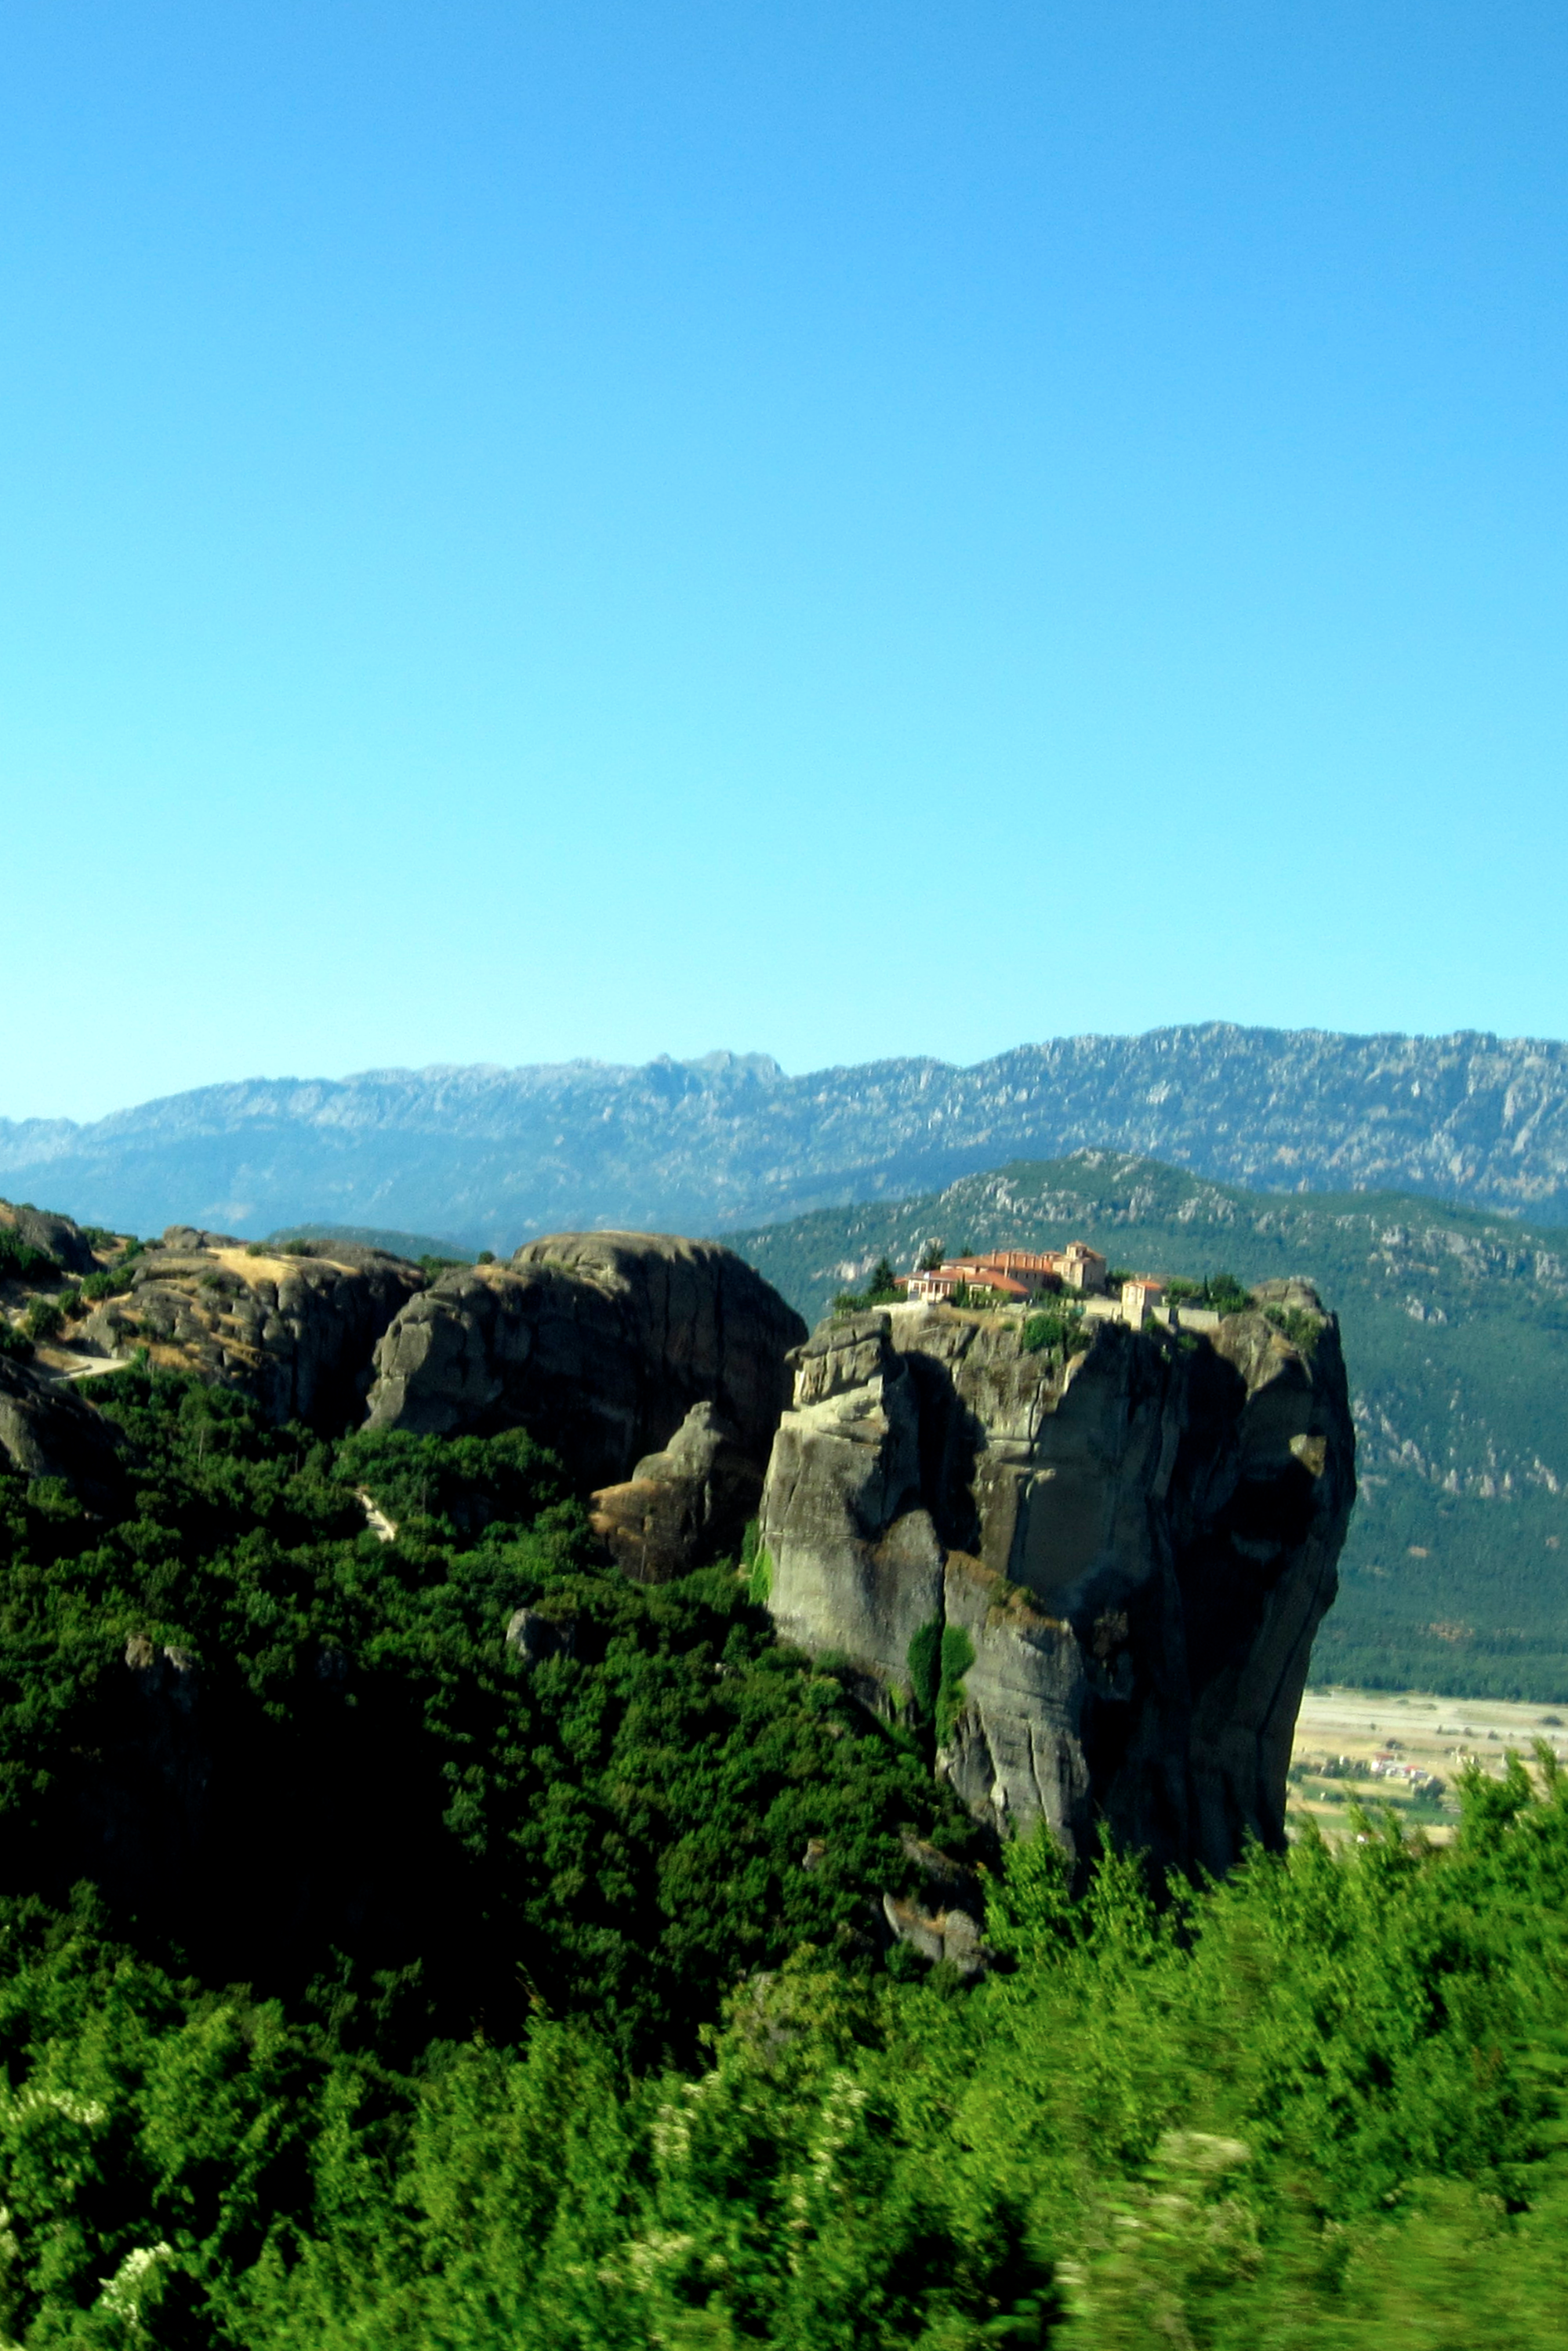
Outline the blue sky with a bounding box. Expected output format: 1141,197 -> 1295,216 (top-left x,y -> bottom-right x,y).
5,2 -> 1566,1122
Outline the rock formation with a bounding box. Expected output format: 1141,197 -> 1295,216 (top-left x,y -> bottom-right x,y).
0,1199 -> 100,1275
366,1232 -> 806,1496
589,1400 -> 764,1581
0,1355 -> 126,1512
759,1282 -> 1355,1876
102,1232 -> 424,1431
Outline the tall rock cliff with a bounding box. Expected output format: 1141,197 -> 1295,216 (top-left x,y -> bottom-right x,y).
760,1284 -> 1355,1876
366,1231 -> 807,1497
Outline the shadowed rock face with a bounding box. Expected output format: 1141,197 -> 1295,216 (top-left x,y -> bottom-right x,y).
589,1401 -> 764,1583
0,1199 -> 99,1275
0,1357 -> 127,1512
760,1283 -> 1356,1876
365,1232 -> 808,1495
111,1234 -> 425,1431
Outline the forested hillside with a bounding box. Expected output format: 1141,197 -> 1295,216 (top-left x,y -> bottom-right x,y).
729,1154 -> 1568,1701
1,1362 -> 1566,2343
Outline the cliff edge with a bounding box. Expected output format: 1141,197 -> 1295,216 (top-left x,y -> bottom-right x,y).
760,1283 -> 1355,1875
365,1230 -> 808,1499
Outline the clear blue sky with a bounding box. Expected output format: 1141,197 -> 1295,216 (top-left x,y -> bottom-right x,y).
5,2 -> 1566,1123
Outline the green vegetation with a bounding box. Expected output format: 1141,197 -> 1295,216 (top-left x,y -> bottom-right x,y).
741,1519 -> 772,1607
832,1255 -> 902,1314
1157,1268 -> 1254,1317
1201,1268 -> 1253,1315
20,1297 -> 64,1344
0,1231 -> 59,1283
728,1153 -> 1568,1701
935,1624 -> 975,1746
904,1620 -> 976,1747
74,1224 -> 125,1254
0,1322 -> 31,1362
1264,1303 -> 1322,1355
1022,1304 -> 1087,1356
76,1264 -> 135,1304
0,1369 -> 972,2086
0,1715 -> 1564,2337
907,1617 -> 942,1720
0,1366 -> 1565,2338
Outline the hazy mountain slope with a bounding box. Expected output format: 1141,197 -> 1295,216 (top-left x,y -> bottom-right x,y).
4,1025 -> 1568,1243
726,1153 -> 1568,1702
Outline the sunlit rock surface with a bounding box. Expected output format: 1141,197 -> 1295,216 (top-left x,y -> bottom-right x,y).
760,1286 -> 1355,1874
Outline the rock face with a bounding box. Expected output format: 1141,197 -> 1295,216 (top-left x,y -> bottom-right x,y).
109,1233 -> 424,1431
881,1838 -> 991,1976
760,1283 -> 1356,1876
589,1401 -> 764,1582
365,1232 -> 806,1496
0,1199 -> 99,1275
0,1357 -> 126,1511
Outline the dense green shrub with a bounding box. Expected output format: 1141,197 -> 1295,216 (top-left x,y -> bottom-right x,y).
20,1297 -> 64,1343
0,1230 -> 58,1283
1022,1304 -> 1087,1355
906,1617 -> 942,1719
1265,1303 -> 1322,1355
0,1367 -> 1566,2343
76,1224 -> 126,1253
0,1370 -> 970,2073
0,1767 -> 1564,2344
935,1624 -> 975,1745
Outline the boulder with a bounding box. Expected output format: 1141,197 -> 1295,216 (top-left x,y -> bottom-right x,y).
589,1400 -> 764,1581
0,1357 -> 126,1512
365,1232 -> 806,1495
504,1607 -> 578,1667
879,1835 -> 991,1975
759,1292 -> 1356,1876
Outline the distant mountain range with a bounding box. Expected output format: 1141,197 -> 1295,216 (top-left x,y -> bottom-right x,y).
725,1152 -> 1568,1703
5,1025 -> 1568,1246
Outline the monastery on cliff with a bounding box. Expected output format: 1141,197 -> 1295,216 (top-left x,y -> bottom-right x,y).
896,1243 -> 1178,1330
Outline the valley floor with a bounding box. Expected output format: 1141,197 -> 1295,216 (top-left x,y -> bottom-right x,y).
1290,1681 -> 1567,1840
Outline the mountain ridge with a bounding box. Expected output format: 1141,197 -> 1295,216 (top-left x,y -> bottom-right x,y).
5,1023 -> 1568,1243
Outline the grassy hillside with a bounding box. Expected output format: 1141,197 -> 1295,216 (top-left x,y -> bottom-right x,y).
726,1153 -> 1568,1702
